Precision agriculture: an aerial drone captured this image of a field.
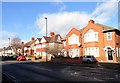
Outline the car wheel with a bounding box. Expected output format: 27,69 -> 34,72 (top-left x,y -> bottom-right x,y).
87,60 -> 91,63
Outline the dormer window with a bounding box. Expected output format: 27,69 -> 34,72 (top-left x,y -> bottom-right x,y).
106,32 -> 112,40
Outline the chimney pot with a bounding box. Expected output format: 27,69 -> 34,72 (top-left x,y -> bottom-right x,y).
50,32 -> 55,37
31,37 -> 35,41
89,19 -> 95,24
21,42 -> 24,44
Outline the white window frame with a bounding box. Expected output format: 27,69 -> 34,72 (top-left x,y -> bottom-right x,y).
69,49 -> 79,58
42,43 -> 46,48
106,32 -> 112,40
68,34 -> 79,45
84,47 -> 99,57
63,41 -> 66,46
84,30 -> 98,43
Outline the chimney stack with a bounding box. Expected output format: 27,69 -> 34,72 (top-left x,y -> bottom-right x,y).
50,32 -> 55,37
31,37 -> 35,41
21,42 -> 24,45
89,19 -> 95,24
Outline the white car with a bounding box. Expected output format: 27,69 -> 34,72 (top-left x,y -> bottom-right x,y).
82,55 -> 98,63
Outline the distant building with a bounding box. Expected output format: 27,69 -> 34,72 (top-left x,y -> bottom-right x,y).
23,38 -> 36,56
34,32 -> 63,61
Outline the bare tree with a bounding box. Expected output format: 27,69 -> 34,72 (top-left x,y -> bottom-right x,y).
47,43 -> 63,57
11,37 -> 21,54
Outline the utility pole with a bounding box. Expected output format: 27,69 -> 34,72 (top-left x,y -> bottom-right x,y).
8,38 -> 10,47
45,17 -> 47,37
8,37 -> 12,55
45,17 -> 47,62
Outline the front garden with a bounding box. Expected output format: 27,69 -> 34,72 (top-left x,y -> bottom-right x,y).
51,56 -> 83,64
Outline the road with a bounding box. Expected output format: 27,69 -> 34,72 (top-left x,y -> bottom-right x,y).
2,60 -> 120,82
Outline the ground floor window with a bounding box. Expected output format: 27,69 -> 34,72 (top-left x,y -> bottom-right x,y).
41,52 -> 46,56
119,48 -> 120,57
118,48 -> 120,57
84,47 -> 99,57
69,49 -> 79,58
115,48 -> 120,57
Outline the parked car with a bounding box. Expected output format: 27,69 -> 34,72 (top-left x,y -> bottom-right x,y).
8,55 -> 19,60
17,56 -> 26,61
82,55 -> 98,63
2,55 -> 9,61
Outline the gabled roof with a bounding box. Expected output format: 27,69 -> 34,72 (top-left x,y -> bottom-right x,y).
49,34 -> 62,43
79,27 -> 85,32
43,36 -> 51,43
66,28 -> 81,37
95,23 -> 117,32
79,23 -> 119,33
42,34 -> 62,43
24,40 -> 36,47
37,38 -> 42,42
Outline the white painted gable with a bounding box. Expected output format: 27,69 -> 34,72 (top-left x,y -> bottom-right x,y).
70,34 -> 77,37
35,39 -> 40,44
57,35 -> 61,42
41,37 -> 46,43
87,29 -> 95,33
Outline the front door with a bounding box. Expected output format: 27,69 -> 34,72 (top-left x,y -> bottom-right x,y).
107,48 -> 113,60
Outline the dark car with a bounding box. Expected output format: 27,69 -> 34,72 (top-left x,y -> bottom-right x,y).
82,55 -> 98,63
2,54 -> 9,61
8,55 -> 19,60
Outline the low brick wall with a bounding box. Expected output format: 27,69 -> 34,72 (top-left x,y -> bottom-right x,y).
51,58 -> 83,64
26,56 -> 36,61
42,56 -> 47,62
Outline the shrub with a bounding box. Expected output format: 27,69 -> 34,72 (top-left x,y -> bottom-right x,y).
27,55 -> 35,58
36,54 -> 40,59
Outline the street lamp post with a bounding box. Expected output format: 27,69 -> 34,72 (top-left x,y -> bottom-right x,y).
45,17 -> 47,62
45,17 -> 47,37
8,38 -> 10,47
8,37 -> 12,55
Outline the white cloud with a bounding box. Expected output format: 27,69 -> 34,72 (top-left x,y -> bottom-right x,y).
51,2 -> 66,11
35,12 -> 90,37
91,0 -> 118,23
35,0 -> 118,38
0,30 -> 17,48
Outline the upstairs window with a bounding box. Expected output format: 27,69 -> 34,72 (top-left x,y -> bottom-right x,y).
68,34 -> 79,45
84,29 -> 98,43
107,32 -> 112,40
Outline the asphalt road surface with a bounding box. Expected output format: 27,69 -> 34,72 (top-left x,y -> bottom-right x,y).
2,60 -> 120,82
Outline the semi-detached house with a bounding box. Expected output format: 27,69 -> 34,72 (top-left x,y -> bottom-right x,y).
23,38 -> 36,56
63,19 -> 120,63
34,32 -> 63,61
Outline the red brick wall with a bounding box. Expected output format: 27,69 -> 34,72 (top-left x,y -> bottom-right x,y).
65,28 -> 82,57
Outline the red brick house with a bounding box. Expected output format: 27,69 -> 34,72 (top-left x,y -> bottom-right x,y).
34,38 -> 42,57
23,38 -> 36,56
34,32 -> 63,61
63,28 -> 82,58
82,19 -> 120,62
64,19 -> 120,63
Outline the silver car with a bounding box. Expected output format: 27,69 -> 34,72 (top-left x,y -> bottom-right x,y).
82,55 -> 98,63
